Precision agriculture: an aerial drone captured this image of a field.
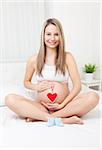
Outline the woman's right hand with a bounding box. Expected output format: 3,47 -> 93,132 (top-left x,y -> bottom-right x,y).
36,81 -> 52,92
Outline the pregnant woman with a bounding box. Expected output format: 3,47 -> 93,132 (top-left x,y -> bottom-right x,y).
5,18 -> 99,126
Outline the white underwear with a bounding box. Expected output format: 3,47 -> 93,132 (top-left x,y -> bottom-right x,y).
33,63 -> 69,83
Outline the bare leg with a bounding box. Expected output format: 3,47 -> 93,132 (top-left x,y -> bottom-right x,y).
5,94 -> 84,124
62,116 -> 84,124
49,110 -> 83,124
5,91 -> 99,125
51,91 -> 99,122
26,101 -> 49,122
5,94 -> 51,122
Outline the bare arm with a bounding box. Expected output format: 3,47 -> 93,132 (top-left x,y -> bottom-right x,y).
24,55 -> 52,92
23,55 -> 38,91
61,52 -> 81,108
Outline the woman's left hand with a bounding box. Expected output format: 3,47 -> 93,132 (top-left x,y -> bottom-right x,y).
41,101 -> 63,111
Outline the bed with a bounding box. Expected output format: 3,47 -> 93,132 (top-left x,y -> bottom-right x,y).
0,62 -> 101,150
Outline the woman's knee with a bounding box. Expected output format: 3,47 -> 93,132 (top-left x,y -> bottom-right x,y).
5,94 -> 16,106
88,91 -> 99,105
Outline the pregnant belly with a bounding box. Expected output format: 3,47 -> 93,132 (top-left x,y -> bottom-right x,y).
36,81 -> 69,103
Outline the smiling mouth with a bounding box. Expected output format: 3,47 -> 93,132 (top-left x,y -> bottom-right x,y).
48,42 -> 57,45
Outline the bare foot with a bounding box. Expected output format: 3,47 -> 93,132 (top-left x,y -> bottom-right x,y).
26,117 -> 34,122
62,116 -> 84,125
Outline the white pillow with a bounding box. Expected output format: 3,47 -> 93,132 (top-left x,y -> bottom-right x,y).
0,83 -> 36,106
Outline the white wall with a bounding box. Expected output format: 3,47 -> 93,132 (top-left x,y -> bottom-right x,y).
0,0 -> 101,80
1,0 -> 45,62
45,1 -> 100,79
100,1 -> 102,80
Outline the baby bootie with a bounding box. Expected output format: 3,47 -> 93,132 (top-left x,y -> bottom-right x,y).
47,118 -> 55,127
55,118 -> 64,127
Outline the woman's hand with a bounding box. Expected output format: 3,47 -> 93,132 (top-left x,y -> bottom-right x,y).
41,101 -> 63,111
36,81 -> 52,92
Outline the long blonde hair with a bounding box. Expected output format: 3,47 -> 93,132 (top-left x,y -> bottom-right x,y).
37,18 -> 66,76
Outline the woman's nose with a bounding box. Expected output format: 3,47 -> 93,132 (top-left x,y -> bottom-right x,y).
51,36 -> 55,40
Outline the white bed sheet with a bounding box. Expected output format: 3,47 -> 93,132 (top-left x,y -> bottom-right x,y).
0,102 -> 101,149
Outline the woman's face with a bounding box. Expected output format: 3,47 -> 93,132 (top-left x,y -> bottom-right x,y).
44,24 -> 60,49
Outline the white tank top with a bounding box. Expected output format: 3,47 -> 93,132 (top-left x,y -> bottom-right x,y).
32,64 -> 69,83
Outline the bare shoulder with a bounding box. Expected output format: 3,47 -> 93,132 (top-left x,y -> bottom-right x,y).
65,52 -> 75,64
65,51 -> 73,57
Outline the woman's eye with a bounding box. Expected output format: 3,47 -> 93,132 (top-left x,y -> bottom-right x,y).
45,33 -> 59,36
55,34 -> 58,36
46,33 -> 51,35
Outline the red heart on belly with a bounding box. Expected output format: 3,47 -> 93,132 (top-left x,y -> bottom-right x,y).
47,93 -> 57,102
